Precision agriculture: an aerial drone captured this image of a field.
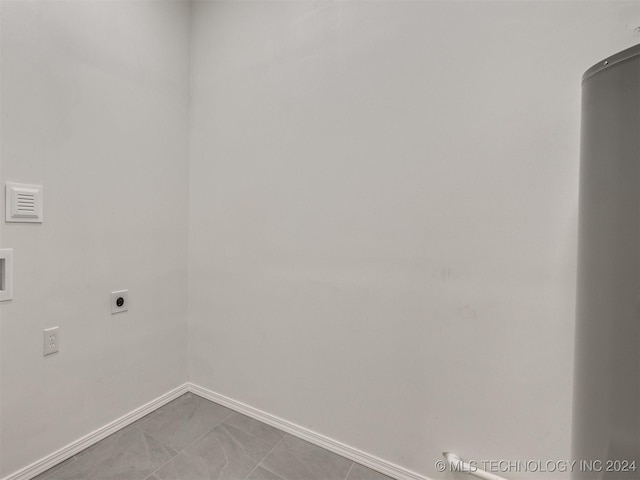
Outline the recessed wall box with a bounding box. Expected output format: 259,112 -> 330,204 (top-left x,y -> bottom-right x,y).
0,249 -> 14,302
6,183 -> 43,223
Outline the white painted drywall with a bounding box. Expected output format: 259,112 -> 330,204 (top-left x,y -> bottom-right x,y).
0,1 -> 190,476
188,1 -> 639,478
2,1 -> 638,478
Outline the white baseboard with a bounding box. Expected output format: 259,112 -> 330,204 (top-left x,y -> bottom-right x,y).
2,383 -> 189,480
3,382 -> 430,480
188,383 -> 431,480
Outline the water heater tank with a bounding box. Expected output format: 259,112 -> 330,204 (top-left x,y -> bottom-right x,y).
573,44 -> 640,479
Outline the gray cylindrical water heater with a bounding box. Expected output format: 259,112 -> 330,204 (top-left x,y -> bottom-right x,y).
573,44 -> 640,479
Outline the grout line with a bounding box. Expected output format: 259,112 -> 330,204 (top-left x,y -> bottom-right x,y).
244,434 -> 287,480
344,461 -> 356,480
146,395 -> 235,478
117,406 -> 178,479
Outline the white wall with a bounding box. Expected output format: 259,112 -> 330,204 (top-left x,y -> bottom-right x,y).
1,1 -> 638,478
0,1 -> 190,476
188,1 -> 638,478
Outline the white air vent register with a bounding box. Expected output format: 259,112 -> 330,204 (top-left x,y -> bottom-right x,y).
6,182 -> 43,223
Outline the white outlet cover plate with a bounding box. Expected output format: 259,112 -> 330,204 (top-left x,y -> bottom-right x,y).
44,327 -> 59,356
111,290 -> 128,314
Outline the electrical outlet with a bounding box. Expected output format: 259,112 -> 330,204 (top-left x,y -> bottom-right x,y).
43,327 -> 59,356
111,290 -> 128,314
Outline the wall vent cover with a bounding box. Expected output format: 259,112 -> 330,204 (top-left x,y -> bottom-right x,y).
6,183 -> 43,223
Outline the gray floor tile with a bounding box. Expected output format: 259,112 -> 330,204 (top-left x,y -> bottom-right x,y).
222,413 -> 285,446
138,393 -> 233,451
260,435 -> 353,480
155,423 -> 276,480
29,395 -> 397,480
346,463 -> 394,480
246,466 -> 285,480
44,427 -> 176,480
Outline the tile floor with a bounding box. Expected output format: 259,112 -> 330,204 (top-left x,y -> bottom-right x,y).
33,393 -> 393,480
